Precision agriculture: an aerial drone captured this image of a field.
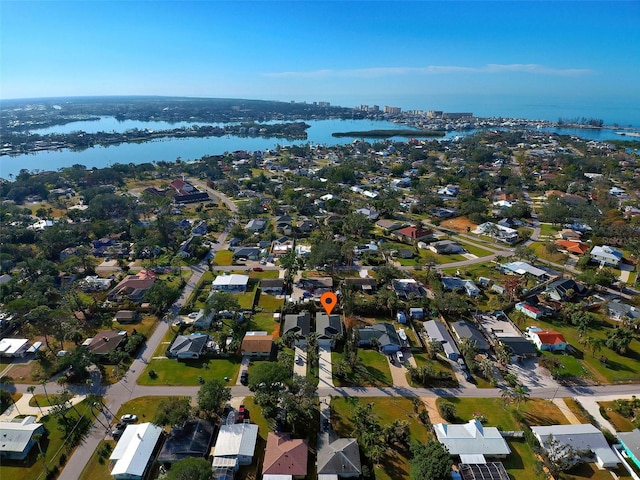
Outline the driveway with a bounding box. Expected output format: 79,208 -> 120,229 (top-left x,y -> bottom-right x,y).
293,347 -> 306,377
236,355 -> 251,386
507,357 -> 559,389
318,345 -> 334,388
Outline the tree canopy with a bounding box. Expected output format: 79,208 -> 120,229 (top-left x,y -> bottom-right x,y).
409,441 -> 452,480
166,457 -> 212,480
197,379 -> 232,420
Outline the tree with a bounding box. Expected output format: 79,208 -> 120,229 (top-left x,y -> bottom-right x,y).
409,441 -> 452,480
540,434 -> 584,478
197,379 -> 232,420
439,401 -> 456,422
154,397 -> 192,427
166,457 -> 213,480
606,326 -> 634,354
27,385 -> 42,414
249,361 -> 290,410
205,290 -> 241,315
501,384 -> 530,411
145,281 -> 180,314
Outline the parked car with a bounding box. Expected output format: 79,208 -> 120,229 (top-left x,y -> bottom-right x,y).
396,351 -> 404,363
240,370 -> 249,385
295,354 -> 303,365
111,425 -> 126,440
252,267 -> 263,272
121,414 -> 138,423
237,404 -> 246,422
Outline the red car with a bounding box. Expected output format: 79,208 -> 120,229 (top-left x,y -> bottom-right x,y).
252,267 -> 263,272
237,404 -> 246,422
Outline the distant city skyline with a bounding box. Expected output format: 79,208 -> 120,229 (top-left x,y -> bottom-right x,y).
1,1 -> 639,122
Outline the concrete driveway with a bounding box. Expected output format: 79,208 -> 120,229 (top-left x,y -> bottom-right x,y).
318,345 -> 334,388
507,357 -> 559,389
293,346 -> 306,377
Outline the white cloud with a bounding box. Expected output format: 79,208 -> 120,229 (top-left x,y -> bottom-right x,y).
262,64 -> 592,78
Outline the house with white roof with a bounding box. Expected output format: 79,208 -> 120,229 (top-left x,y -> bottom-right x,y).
590,245 -> 623,267
211,274 -> 250,293
434,419 -> 511,462
424,320 -> 459,360
109,422 -> 163,480
212,423 -> 259,473
0,416 -> 44,460
531,424 -> 619,469
0,338 -> 30,358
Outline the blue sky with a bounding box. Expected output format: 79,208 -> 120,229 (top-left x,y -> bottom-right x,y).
1,1 -> 639,115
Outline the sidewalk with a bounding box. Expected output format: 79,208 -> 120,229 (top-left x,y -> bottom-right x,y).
0,393 -> 87,421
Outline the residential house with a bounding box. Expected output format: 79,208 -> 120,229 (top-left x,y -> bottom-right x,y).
297,219 -> 316,234
357,323 -> 401,354
590,245 -> 623,267
157,419 -> 215,464
375,219 -> 403,232
191,220 -> 208,236
114,310 -> 139,324
355,207 -> 379,220
617,429 -> 640,469
261,278 -> 285,295
107,273 -> 155,303
515,302 -> 543,320
555,239 -> 589,255
434,420 -> 511,462
262,432 -> 308,479
531,424 -> 619,469
428,240 -> 464,255
442,277 -> 481,297
0,338 -> 30,358
393,225 -> 434,243
245,219 -> 267,233
557,229 -> 583,241
437,184 -> 460,197
283,311 -> 311,347
0,416 -> 45,461
300,277 -> 333,295
392,278 -> 426,300
526,328 -> 567,351
451,321 -> 490,351
342,277 -> 377,293
607,299 -> 640,324
211,274 -> 249,293
409,307 -> 425,320
233,247 -> 261,260
275,215 -> 293,234
316,312 -> 343,347
544,278 -> 586,301
473,222 -> 518,244
424,320 -> 459,360
212,423 -> 259,477
87,330 -> 127,356
109,422 -> 164,480
240,332 -> 273,358
500,261 -> 549,280
316,437 -> 362,478
166,333 -> 210,359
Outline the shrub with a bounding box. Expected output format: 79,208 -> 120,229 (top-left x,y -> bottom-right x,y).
439,401 -> 457,422
148,369 -> 158,379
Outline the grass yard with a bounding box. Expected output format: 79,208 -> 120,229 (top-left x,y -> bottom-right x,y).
564,398 -> 596,424
331,397 -> 430,480
538,223 -> 560,238
78,440 -> 115,480
520,316 -> 640,384
213,250 -> 233,266
112,314 -> 158,338
503,438 -> 545,480
114,396 -> 175,424
237,291 -> 258,309
456,240 -> 495,258
257,293 -> 284,312
411,353 -> 458,387
332,349 -> 393,387
598,401 -> 637,432
440,261 -> 502,281
0,400 -> 92,480
139,356 -> 241,386
248,312 -> 279,335
529,241 -> 569,263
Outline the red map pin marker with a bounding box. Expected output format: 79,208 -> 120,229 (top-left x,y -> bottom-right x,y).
320,292 -> 338,316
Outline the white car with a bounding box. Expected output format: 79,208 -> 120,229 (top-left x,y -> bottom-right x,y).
121,414 -> 138,423
396,351 -> 404,363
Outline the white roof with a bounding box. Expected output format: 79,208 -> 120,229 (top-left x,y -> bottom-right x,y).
0,338 -> 29,355
502,261 -> 547,277
434,420 -> 511,456
262,476 -> 292,480
213,423 -> 259,457
110,422 -> 163,478
212,274 -> 249,287
0,417 -> 43,454
531,424 -> 619,467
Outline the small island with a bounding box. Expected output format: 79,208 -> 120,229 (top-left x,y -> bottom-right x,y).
332,129 -> 445,138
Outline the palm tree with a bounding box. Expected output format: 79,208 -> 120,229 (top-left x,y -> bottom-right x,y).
27,386 -> 42,414
39,379 -> 50,404
512,385 -> 530,411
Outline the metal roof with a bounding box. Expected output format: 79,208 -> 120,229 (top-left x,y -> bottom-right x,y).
110,422 -> 163,478
0,417 -> 43,455
213,423 -> 259,458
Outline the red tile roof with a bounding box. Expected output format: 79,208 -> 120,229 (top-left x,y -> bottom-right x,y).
555,239 -> 589,255
535,330 -> 566,345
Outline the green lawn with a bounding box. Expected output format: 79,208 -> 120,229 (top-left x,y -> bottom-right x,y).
213,250 -> 233,266
538,223 -> 560,238
456,240 -> 495,258
520,316 -> 640,384
331,397 -> 430,480
248,312 -> 279,335
237,291 -> 258,309
139,356 -> 241,386
411,353 -> 458,387
258,293 -> 284,312
440,261 -> 502,280
598,401 -> 637,432
332,349 -> 393,387
78,440 -> 115,480
0,400 -> 92,480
